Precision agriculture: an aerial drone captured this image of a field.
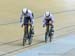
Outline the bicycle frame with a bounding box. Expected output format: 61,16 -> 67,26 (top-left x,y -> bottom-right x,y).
23,24 -> 32,46
45,24 -> 53,42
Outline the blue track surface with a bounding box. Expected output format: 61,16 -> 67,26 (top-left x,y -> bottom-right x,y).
17,34 -> 75,56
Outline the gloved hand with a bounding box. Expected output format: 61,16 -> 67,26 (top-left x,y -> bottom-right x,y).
20,23 -> 23,27
20,19 -> 22,23
43,24 -> 45,27
21,24 -> 24,27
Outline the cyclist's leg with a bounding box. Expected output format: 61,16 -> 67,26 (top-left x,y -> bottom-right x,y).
28,18 -> 34,45
30,25 -> 34,37
23,18 -> 29,45
23,25 -> 27,46
26,19 -> 32,45
30,18 -> 34,35
24,25 -> 28,39
49,24 -> 54,36
49,25 -> 54,42
45,25 -> 49,42
51,24 -> 54,32
28,24 -> 33,45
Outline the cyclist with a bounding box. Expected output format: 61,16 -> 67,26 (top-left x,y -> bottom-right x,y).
43,11 -> 54,42
20,8 -> 34,35
20,8 -> 34,45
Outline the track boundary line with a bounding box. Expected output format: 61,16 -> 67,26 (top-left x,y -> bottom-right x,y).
0,24 -> 75,46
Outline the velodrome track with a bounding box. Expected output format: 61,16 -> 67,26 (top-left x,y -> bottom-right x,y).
0,0 -> 75,56
0,26 -> 75,56
0,10 -> 75,56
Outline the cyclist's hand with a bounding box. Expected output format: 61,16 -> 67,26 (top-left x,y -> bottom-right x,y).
20,23 -> 23,28
21,24 -> 24,27
43,24 -> 45,27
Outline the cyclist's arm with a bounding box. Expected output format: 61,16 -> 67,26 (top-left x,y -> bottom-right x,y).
50,14 -> 54,24
20,11 -> 24,23
43,14 -> 46,25
20,11 -> 24,27
42,15 -> 46,27
30,13 -> 34,26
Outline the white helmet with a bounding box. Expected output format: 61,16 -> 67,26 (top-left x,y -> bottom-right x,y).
45,11 -> 50,17
22,8 -> 28,14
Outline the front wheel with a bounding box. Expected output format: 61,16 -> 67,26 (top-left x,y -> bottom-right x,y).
49,31 -> 54,42
28,33 -> 32,45
45,32 -> 48,43
23,37 -> 26,46
49,35 -> 52,42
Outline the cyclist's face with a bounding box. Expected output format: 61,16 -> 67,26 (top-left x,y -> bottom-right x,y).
23,11 -> 28,15
46,15 -> 50,18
